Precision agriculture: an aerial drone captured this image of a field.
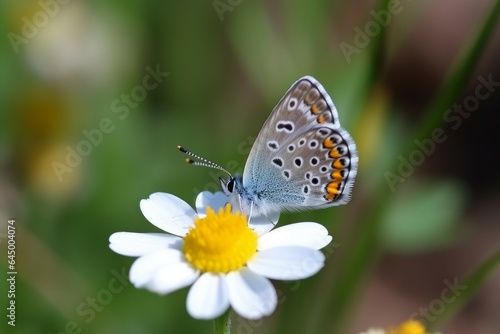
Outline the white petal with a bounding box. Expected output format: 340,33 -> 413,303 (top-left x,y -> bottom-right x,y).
258,222 -> 332,251
147,261 -> 199,295
248,246 -> 325,280
225,268 -> 277,319
248,211 -> 280,236
186,273 -> 229,319
140,192 -> 196,236
195,191 -> 229,217
129,248 -> 187,287
109,232 -> 182,256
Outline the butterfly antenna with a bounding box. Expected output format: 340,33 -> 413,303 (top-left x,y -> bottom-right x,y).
177,146 -> 232,177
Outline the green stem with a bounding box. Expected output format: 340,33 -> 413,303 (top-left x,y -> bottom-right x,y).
349,0 -> 391,124
428,249 -> 500,331
367,0 -> 391,86
406,0 -> 500,148
213,308 -> 232,334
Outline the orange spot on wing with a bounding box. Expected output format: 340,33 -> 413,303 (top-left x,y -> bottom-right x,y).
329,148 -> 342,158
333,159 -> 345,169
331,170 -> 344,180
325,193 -> 336,201
317,115 -> 325,123
311,104 -> 320,114
323,138 -> 334,148
327,181 -> 342,196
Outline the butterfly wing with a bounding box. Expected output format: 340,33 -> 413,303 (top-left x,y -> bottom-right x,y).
242,76 -> 358,212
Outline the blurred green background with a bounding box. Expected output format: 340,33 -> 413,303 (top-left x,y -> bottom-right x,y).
1,0 -> 499,333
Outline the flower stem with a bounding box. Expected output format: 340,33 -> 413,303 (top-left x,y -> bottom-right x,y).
213,308 -> 231,334
428,249 -> 500,331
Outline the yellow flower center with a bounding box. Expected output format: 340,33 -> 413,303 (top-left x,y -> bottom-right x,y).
389,320 -> 427,334
183,205 -> 258,274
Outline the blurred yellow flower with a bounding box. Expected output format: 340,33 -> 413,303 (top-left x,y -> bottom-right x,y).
359,320 -> 441,334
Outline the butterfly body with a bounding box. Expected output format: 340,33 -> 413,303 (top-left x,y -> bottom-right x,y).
219,76 -> 358,218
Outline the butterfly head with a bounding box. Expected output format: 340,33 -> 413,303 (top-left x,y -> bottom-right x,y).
219,174 -> 251,213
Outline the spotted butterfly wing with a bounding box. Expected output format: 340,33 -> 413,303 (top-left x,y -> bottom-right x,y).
241,76 -> 358,214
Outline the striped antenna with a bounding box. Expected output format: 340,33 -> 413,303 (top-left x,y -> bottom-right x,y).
177,146 -> 232,177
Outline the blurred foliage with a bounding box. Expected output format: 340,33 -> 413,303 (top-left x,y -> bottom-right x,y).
0,0 -> 499,333
380,180 -> 466,253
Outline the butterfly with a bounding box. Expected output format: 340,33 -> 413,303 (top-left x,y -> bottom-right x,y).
179,76 -> 358,220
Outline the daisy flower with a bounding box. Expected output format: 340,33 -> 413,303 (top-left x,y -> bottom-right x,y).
109,191 -> 332,320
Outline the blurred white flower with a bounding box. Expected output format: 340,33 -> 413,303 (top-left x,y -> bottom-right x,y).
25,2 -> 136,88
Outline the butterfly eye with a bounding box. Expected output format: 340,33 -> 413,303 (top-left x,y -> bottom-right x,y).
227,179 -> 235,193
